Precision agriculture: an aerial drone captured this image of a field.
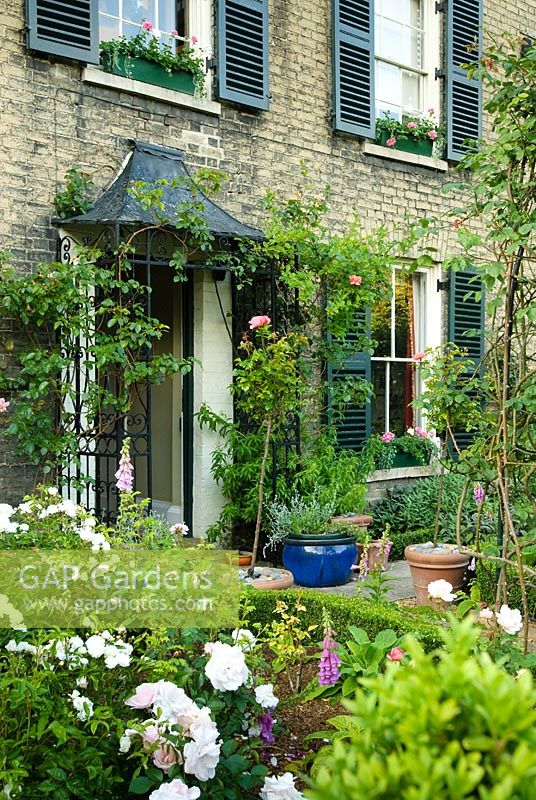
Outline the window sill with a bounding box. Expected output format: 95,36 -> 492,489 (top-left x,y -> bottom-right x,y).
367,464 -> 440,483
82,65 -> 221,116
361,141 -> 448,171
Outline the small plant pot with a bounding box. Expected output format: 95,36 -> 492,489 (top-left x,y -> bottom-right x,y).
368,540 -> 390,572
233,551 -> 253,567
405,543 -> 469,606
282,536 -> 357,588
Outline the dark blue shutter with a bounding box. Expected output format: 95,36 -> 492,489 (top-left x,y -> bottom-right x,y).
445,0 -> 483,161
333,0 -> 375,137
448,268 -> 485,450
26,0 -> 99,64
327,312 -> 372,451
217,0 -> 269,110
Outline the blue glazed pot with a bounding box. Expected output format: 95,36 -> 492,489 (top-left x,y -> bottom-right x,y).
282,537 -> 357,588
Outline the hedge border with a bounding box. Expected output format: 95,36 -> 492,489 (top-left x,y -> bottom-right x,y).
241,588 -> 444,650
475,562 -> 536,619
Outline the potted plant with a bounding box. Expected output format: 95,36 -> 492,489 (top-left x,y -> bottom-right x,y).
100,21 -> 206,96
375,110 -> 443,157
361,428 -> 439,471
266,493 -> 358,587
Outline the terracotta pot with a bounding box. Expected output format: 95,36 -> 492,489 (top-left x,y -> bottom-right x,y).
242,567 -> 294,590
405,543 -> 469,606
234,551 -> 253,567
368,540 -> 390,572
330,514 -> 373,531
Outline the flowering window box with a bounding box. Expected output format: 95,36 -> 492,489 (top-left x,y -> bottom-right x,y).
376,130 -> 433,158
101,52 -> 196,95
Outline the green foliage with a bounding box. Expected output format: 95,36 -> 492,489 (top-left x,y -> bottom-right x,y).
375,110 -> 443,145
100,25 -> 206,95
53,165 -> 94,219
265,493 -> 337,550
368,472 -> 477,553
242,589 -> 443,652
308,618 -> 536,800
107,492 -> 182,549
293,438 -> 367,514
360,431 -> 437,473
264,596 -> 318,693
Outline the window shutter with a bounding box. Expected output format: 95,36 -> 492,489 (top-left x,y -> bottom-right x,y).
26,0 -> 99,64
217,0 -> 269,110
445,0 -> 483,161
332,0 -> 375,137
327,312 -> 372,451
448,268 -> 485,449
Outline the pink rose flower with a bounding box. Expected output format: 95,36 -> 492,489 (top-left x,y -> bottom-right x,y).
427,130 -> 438,140
153,744 -> 180,773
386,137 -> 396,147
142,20 -> 153,30
386,646 -> 405,662
0,398 -> 10,413
171,29 -> 179,36
381,431 -> 395,443
349,275 -> 362,286
142,724 -> 162,749
427,107 -> 435,114
190,35 -> 198,44
125,682 -> 158,709
248,315 -> 271,330
406,121 -> 416,129
412,352 -> 426,362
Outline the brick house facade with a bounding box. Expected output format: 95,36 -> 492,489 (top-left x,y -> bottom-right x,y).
0,0 -> 534,534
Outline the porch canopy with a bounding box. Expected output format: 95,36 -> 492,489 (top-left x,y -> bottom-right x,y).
57,138 -> 262,244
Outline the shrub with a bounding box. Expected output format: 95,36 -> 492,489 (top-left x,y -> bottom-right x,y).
308,618 -> 536,800
369,472 -> 476,543
242,590 -> 443,651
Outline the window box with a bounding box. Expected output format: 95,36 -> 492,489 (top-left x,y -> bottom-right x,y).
391,452 -> 430,469
376,130 -> 433,158
101,52 -> 195,95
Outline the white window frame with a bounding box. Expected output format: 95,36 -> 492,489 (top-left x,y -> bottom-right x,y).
371,262 -> 442,434
374,0 -> 441,121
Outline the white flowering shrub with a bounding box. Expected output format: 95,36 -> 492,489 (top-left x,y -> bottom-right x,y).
0,626 -> 283,799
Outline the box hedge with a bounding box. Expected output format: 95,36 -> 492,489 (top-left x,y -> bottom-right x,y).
240,588 -> 443,651
476,561 -> 536,618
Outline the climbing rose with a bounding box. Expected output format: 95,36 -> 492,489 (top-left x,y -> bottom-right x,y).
318,629 -> 341,685
190,35 -> 198,43
386,646 -> 405,662
386,136 -> 396,147
428,579 -> 456,603
473,484 -> 485,505
349,274 -> 362,285
412,351 -> 426,362
0,398 -> 9,412
115,438 -> 134,493
381,431 -> 395,443
496,604 -> 523,635
248,315 -> 271,330
406,121 -> 416,129
427,130 -> 438,140
142,20 -> 153,30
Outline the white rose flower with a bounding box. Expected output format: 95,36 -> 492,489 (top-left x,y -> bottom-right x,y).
5,639 -> 37,655
153,681 -> 195,724
260,773 -> 305,800
427,579 -> 456,603
0,504 -> 14,517
148,779 -> 200,799
17,502 -> 34,514
478,607 -> 494,622
255,684 -> 279,709
119,734 -> 132,754
231,628 -> 257,652
183,724 -> 221,781
59,499 -> 78,517
204,642 -> 249,692
47,487 -> 59,496
496,604 -> 523,635
76,676 -> 88,689
85,634 -> 107,658
104,641 -> 132,669
69,689 -> 94,721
